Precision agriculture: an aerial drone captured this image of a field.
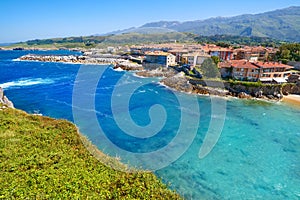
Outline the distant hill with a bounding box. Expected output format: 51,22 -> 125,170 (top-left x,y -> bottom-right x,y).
102,32 -> 194,44
4,32 -> 284,49
100,27 -> 179,36
6,32 -> 283,49
140,6 -> 300,42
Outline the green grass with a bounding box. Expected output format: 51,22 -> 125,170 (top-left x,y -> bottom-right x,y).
228,79 -> 264,87
0,108 -> 181,199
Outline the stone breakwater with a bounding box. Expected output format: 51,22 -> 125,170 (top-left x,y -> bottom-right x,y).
19,54 -> 143,71
0,88 -> 14,108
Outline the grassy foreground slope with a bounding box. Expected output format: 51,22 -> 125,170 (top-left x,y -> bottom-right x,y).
0,108 -> 180,199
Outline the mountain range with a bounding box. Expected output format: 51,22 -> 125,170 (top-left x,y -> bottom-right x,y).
104,6 -> 300,42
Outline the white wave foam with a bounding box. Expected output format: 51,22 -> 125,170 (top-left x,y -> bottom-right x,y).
132,73 -> 147,79
137,90 -> 146,93
0,78 -> 55,89
113,67 -> 124,72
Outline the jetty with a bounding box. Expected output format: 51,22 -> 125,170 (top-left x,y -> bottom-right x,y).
19,54 -> 143,71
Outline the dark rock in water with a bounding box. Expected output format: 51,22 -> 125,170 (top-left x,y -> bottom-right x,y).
13,47 -> 24,51
0,87 -> 14,108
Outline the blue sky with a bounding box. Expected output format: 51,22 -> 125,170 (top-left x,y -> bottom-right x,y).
0,0 -> 299,43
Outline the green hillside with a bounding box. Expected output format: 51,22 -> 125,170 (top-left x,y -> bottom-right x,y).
5,32 -> 283,49
141,6 -> 300,42
0,107 -> 181,199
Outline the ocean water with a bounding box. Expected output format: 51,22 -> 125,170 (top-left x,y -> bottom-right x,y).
0,50 -> 299,199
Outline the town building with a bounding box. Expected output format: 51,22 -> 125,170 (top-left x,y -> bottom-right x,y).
202,44 -> 234,61
219,60 -> 293,83
181,52 -> 211,67
234,46 -> 277,62
144,51 -> 177,67
254,61 -> 293,83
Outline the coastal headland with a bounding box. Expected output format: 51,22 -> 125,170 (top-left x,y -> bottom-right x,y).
0,88 -> 181,199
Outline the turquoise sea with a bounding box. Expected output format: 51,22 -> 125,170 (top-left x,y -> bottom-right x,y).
0,50 -> 299,199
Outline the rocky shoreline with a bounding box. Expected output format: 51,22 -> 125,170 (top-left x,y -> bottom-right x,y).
17,53 -> 300,102
135,68 -> 177,78
134,68 -> 300,101
0,88 -> 14,109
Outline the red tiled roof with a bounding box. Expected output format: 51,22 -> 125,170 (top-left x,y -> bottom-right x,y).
145,51 -> 171,56
253,61 -> 294,69
230,60 -> 258,69
209,47 -> 233,52
219,60 -> 294,70
202,44 -> 233,53
218,61 -> 231,68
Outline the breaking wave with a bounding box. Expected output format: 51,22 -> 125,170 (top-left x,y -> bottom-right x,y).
0,78 -> 55,89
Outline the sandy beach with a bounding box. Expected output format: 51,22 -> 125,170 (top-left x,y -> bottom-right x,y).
282,95 -> 300,107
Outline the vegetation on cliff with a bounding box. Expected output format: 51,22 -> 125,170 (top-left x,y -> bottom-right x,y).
276,43 -> 300,63
0,107 -> 181,199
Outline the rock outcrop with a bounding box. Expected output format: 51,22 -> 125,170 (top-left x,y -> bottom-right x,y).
0,88 -> 14,108
160,72 -> 193,93
282,83 -> 300,95
188,79 -> 287,100
114,62 -> 143,71
192,85 -> 228,96
135,68 -> 176,78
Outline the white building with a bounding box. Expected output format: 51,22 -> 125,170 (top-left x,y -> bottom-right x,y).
182,52 -> 211,67
145,51 -> 177,67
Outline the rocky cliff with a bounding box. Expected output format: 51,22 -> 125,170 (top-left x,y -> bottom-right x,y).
282,83 -> 300,95
0,88 -> 14,108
